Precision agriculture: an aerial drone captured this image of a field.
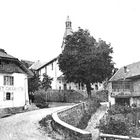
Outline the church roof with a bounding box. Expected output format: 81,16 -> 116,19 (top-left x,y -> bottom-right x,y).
37,57 -> 58,71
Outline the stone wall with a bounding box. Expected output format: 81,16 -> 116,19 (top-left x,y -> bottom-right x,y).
0,106 -> 23,118
100,133 -> 140,140
58,103 -> 86,127
51,102 -> 92,140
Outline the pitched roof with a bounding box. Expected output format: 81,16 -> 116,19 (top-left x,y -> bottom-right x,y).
110,61 -> 140,81
0,49 -> 33,77
21,60 -> 34,68
29,60 -> 46,70
31,57 -> 58,71
0,49 -> 16,59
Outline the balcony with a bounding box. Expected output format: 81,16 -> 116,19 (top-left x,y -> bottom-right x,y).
111,81 -> 133,98
111,91 -> 132,98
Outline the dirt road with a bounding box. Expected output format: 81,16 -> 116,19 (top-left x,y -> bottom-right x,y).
0,106 -> 69,140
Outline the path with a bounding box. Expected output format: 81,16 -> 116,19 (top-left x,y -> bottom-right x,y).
85,103 -> 108,140
0,105 -> 70,140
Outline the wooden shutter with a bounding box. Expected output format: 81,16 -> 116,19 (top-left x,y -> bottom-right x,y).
3,92 -> 6,101
11,92 -> 14,100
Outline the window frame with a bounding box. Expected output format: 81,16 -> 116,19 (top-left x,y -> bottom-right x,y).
4,92 -> 14,101
3,76 -> 14,86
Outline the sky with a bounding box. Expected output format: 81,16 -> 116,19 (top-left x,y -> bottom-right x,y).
0,0 -> 140,68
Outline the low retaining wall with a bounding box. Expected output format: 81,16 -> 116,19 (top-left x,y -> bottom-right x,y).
0,106 -> 24,118
100,133 -> 140,140
51,103 -> 92,140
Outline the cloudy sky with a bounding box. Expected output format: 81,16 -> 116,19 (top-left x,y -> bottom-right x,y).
0,0 -> 140,68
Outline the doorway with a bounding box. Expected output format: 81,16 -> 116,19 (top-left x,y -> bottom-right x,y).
115,97 -> 130,106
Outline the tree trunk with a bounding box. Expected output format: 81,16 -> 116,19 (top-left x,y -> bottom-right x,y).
86,82 -> 91,98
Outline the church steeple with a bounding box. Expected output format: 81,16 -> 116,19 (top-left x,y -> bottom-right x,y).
61,16 -> 73,51
65,16 -> 72,29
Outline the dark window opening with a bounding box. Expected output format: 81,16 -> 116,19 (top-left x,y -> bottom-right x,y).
4,76 -> 14,86
115,97 -> 130,106
6,92 -> 11,100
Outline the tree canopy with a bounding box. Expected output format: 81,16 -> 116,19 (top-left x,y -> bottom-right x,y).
58,28 -> 115,97
28,70 -> 41,93
28,71 -> 53,93
41,73 -> 53,91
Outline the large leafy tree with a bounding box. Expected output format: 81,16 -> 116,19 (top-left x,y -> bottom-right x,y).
58,28 -> 114,97
28,70 -> 41,93
41,73 -> 53,91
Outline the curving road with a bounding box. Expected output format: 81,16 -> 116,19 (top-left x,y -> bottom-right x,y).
0,106 -> 69,140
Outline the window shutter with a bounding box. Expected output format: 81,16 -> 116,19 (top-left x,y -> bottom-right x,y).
11,92 -> 14,100
3,92 -> 6,101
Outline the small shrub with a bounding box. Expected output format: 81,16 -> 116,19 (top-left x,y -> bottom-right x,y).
39,115 -> 53,133
34,89 -> 49,108
99,114 -> 130,135
108,104 -> 132,115
99,104 -> 140,137
95,90 -> 108,102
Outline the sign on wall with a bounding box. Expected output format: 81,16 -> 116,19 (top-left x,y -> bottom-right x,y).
0,86 -> 24,92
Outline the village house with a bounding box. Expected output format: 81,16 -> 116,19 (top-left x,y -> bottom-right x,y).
0,49 -> 33,109
108,61 -> 140,107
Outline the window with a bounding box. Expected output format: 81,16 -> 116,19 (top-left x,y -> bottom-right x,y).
112,82 -> 119,92
4,92 -> 13,101
6,92 -> 11,100
4,76 -> 14,86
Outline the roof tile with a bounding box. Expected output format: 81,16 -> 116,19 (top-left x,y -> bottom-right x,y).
110,61 -> 140,81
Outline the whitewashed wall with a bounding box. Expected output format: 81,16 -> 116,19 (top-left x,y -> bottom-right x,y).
108,82 -> 115,105
0,73 -> 29,108
39,59 -> 104,91
39,59 -> 63,89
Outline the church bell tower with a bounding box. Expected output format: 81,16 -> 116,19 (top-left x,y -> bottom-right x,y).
61,16 -> 73,51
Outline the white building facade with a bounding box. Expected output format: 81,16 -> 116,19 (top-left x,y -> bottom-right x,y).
0,49 -> 33,109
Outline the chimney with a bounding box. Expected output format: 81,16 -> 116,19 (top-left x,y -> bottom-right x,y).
124,66 -> 127,73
